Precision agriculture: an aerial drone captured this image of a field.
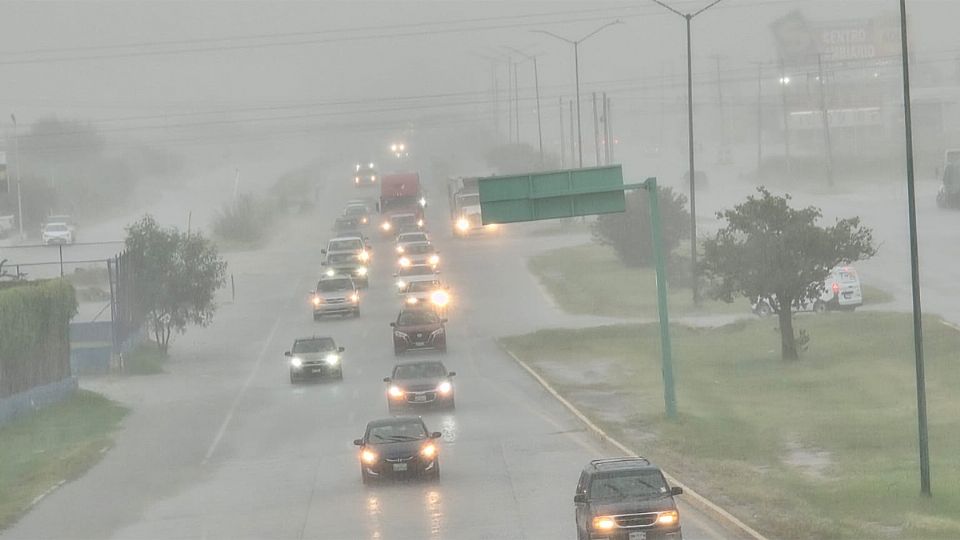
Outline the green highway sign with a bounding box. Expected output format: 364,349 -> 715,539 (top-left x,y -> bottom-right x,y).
478,165 -> 626,224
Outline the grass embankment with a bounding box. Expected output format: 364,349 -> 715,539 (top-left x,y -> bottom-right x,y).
528,243 -> 748,318
501,312 -> 960,539
0,391 -> 127,529
123,341 -> 167,375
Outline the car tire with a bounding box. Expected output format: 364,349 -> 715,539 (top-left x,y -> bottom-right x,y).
393,347 -> 402,356
361,468 -> 372,485
336,369 -> 344,380
813,300 -> 827,314
439,345 -> 447,354
289,372 -> 299,384
354,308 -> 361,318
428,460 -> 440,482
446,397 -> 455,411
313,313 -> 321,321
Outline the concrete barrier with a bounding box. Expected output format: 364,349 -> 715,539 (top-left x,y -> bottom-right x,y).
0,376 -> 78,427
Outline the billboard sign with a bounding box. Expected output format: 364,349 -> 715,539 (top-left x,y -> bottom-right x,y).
772,11 -> 901,64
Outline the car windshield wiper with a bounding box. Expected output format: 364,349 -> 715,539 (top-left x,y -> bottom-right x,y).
385,435 -> 421,441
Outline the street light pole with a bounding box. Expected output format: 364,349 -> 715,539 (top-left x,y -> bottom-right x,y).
505,47 -> 545,166
651,0 -> 724,305
10,114 -> 23,240
898,0 -> 931,498
533,20 -> 623,168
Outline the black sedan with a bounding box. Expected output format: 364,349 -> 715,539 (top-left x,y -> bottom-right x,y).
354,417 -> 442,484
384,360 -> 456,412
391,308 -> 447,355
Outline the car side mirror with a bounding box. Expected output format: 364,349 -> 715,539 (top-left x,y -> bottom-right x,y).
390,322 -> 396,327
430,432 -> 442,439
353,439 -> 364,446
574,494 -> 587,503
338,346 -> 345,353
448,371 -> 456,377
284,351 -> 291,357
670,486 -> 683,496
383,377 -> 391,383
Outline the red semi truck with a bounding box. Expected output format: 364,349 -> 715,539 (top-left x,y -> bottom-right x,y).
378,172 -> 425,236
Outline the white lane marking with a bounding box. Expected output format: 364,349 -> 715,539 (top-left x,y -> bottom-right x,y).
499,344 -> 770,540
29,479 -> 66,508
202,298 -> 288,465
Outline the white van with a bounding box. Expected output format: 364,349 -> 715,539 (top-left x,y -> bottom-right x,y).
753,266 -> 863,316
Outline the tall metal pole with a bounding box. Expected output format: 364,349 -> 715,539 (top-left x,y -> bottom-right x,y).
560,97 -> 566,168
607,96 -> 615,163
507,58 -> 514,143
11,114 -> 23,240
817,54 -> 835,186
714,55 -> 726,156
592,92 -> 601,166
898,0 -> 931,498
574,42 -> 583,167
685,14 -> 700,304
603,92 -> 611,164
513,59 -> 520,144
779,62 -> 793,175
645,177 -> 677,419
757,62 -> 763,174
533,57 -> 544,165
569,100 -> 576,165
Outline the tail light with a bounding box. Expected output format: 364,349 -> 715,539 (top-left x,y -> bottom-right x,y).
831,282 -> 840,294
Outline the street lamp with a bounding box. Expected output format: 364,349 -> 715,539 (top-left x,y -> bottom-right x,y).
505,46 -> 545,166
10,114 -> 22,240
533,20 -> 623,168
650,0 -> 724,305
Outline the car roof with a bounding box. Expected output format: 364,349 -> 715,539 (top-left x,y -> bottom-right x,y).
405,241 -> 432,248
294,335 -> 336,344
585,457 -> 656,474
405,275 -> 439,283
366,416 -> 424,428
397,232 -> 427,239
394,358 -> 446,367
329,236 -> 362,242
319,274 -> 354,281
392,212 -> 416,218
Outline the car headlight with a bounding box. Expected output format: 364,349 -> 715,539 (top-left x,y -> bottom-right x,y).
430,328 -> 445,337
406,296 -> 419,305
356,266 -> 368,276
361,449 -> 378,464
417,219 -> 424,227
370,175 -> 377,181
325,269 -> 335,277
290,357 -> 303,368
361,217 -> 368,224
419,197 -> 427,207
382,222 -> 392,231
388,385 -> 404,398
394,331 -> 408,339
592,516 -> 616,531
420,443 -> 437,458
396,280 -> 406,289
350,293 -> 359,303
456,218 -> 470,231
398,257 -> 411,267
430,290 -> 449,307
428,254 -> 440,265
359,251 -> 370,262
325,353 -> 340,365
656,510 -> 679,526
311,296 -> 322,306
437,381 -> 452,395
396,245 -> 405,253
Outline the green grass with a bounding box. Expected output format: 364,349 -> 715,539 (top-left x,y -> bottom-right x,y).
123,342 -> 167,375
862,284 -> 896,305
501,312 -> 960,539
0,390 -> 127,530
528,243 -> 748,318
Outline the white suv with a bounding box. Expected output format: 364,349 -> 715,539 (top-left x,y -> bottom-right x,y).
753,266 -> 863,315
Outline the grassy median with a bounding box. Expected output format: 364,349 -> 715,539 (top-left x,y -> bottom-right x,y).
529,243 -> 893,319
0,390 -> 127,530
501,312 -> 960,539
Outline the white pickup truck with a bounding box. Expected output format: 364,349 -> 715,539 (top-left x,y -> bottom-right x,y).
0,215 -> 13,238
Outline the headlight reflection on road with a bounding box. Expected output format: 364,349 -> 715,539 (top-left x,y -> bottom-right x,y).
367,495 -> 382,540
426,490 -> 442,537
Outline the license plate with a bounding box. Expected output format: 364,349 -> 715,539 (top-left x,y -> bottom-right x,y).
629,532 -> 646,540
393,463 -> 408,472
414,342 -> 425,347
414,395 -> 427,402
310,368 -> 324,373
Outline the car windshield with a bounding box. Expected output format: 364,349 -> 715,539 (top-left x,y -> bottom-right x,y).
407,281 -> 439,292
398,265 -> 433,278
393,362 -> 447,380
397,310 -> 440,326
367,421 -> 427,443
398,233 -> 427,244
394,215 -> 417,225
318,279 -> 353,292
837,269 -> 858,283
45,223 -> 68,232
329,239 -> 362,251
405,243 -> 433,255
292,338 -> 335,354
326,253 -> 356,264
459,194 -> 480,206
344,206 -> 366,216
590,471 -> 669,501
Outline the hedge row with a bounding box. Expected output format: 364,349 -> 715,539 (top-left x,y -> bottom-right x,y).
0,280 -> 78,397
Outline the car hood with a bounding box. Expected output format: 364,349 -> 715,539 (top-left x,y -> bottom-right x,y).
590,497 -> 676,516
395,323 -> 442,333
394,377 -> 443,392
318,291 -> 351,300
368,440 -> 429,459
43,230 -> 71,236
292,351 -> 336,362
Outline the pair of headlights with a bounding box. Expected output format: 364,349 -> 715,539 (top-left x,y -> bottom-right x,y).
290,354 -> 339,368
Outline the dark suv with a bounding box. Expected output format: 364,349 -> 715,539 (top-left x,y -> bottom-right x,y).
574,457 -> 683,540
390,308 -> 447,355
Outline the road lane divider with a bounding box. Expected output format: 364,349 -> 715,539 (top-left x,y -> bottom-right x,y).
498,343 -> 769,540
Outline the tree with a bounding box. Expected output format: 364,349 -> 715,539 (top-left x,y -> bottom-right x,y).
592,186 -> 689,268
701,188 -> 876,360
125,215 -> 227,353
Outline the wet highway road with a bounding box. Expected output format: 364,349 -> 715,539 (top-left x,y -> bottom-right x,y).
3,176 -> 738,540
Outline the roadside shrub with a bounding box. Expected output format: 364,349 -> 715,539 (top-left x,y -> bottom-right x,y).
212,194 -> 274,244
591,186 -> 689,268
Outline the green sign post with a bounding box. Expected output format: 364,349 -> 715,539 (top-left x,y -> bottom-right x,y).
479,168 -> 678,418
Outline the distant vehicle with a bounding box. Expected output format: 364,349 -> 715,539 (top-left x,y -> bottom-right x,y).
447,176 -> 497,236
390,308 -> 447,355
574,457 -> 683,540
937,149 -> 960,209
324,237 -> 369,263
397,241 -> 438,269
401,277 -> 450,315
395,231 -> 429,254
321,250 -> 369,288
310,275 -> 360,319
41,222 -> 74,245
333,216 -> 363,236
355,161 -> 379,187
383,359 -> 455,412
752,266 -> 863,316
387,212 -> 424,237
353,416 -> 442,484
395,264 -> 438,293
379,172 -> 424,234
284,336 -> 345,383
343,203 -> 371,226
0,215 -> 14,238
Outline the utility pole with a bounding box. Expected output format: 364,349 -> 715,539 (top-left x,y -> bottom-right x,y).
505,47 -> 545,165
898,0 -> 931,498
607,96 -> 615,163
533,20 -> 623,168
507,58 -> 514,143
10,114 -> 23,240
513,59 -> 520,144
779,62 -> 793,176
817,53 -> 835,186
560,97 -> 566,168
713,55 -> 726,159
651,0 -> 725,305
602,92 -> 611,164
756,62 -> 763,174
592,92 -> 601,166
569,99 -> 576,164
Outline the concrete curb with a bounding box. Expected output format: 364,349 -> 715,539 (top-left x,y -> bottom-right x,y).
498,343 -> 769,540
